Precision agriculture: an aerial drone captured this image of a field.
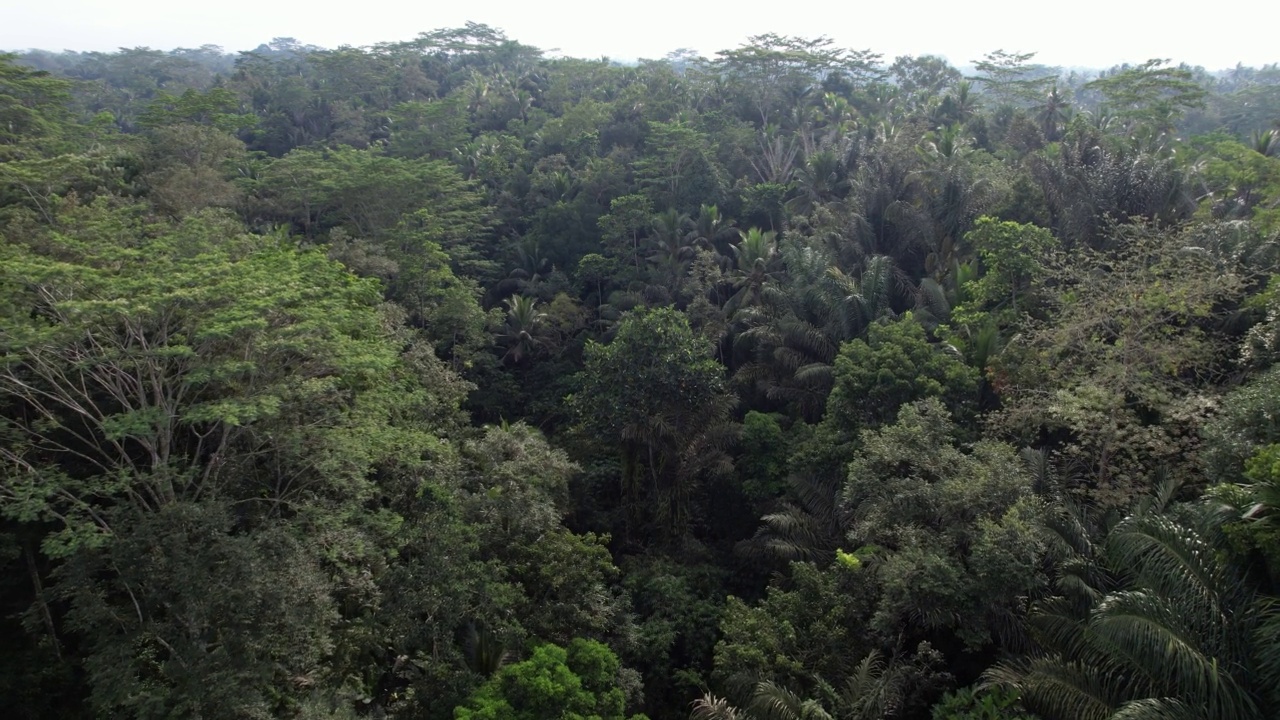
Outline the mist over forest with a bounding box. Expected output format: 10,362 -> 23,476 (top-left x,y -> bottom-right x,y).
3,23 -> 1280,720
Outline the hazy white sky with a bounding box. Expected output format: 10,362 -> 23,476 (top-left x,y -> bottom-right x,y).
2,0 -> 1275,70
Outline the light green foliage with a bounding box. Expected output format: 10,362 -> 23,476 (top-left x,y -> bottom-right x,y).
1245,444 -> 1280,487
0,56 -> 127,224
1240,273 -> 1280,368
959,216 -> 1055,314
10,28 -> 1280,720
142,123 -> 245,216
1084,59 -> 1207,132
1186,135 -> 1280,232
1232,445 -> 1280,580
634,121 -> 726,211
1203,371 -> 1280,585
328,223 -> 493,370
890,55 -> 962,111
843,399 -> 1046,648
137,87 -> 256,133
258,146 -> 494,277
598,194 -> 655,271
386,97 -> 469,159
971,50 -> 1055,107
942,213 -> 1049,368
454,639 -> 646,720
0,201 -> 475,715
715,34 -> 882,126
1200,368 -> 1280,486
0,54 -> 77,157
537,97 -> 609,157
825,314 -> 979,434
576,253 -> 618,302
284,148 -> 498,368
0,205 -> 454,552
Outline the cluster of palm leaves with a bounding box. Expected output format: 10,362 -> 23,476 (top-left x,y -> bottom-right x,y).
991,481 -> 1280,720
732,246 -> 901,420
691,650 -> 927,720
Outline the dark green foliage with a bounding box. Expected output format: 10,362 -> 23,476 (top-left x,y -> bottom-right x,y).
736,412 -> 792,501
622,557 -> 729,719
62,502 -> 337,718
991,491 -> 1279,720
842,400 -> 1046,649
4,26 -> 1280,720
571,307 -> 736,542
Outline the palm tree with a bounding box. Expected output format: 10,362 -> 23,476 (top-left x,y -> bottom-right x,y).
787,147 -> 849,215
847,124 -> 932,266
918,125 -> 997,269
725,228 -> 780,318
990,482 -> 1280,720
647,208 -> 695,295
752,129 -> 800,185
822,254 -> 898,339
499,294 -> 546,363
691,650 -> 912,720
737,473 -> 846,563
494,235 -> 553,297
691,203 -> 737,255
1035,85 -> 1071,141
818,92 -> 857,134
733,245 -> 904,421
1251,128 -> 1278,157
461,69 -> 491,115
932,80 -> 979,126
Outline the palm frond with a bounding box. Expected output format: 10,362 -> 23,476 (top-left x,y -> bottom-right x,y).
1090,591 -> 1257,720
915,277 -> 951,324
1105,514 -> 1232,617
749,681 -> 833,720
691,692 -> 746,720
991,656 -> 1116,720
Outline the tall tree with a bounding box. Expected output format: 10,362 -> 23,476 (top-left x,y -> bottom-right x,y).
570,308 -> 736,542
0,205 -> 475,717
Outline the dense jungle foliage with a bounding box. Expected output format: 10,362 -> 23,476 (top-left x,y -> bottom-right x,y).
3,24 -> 1280,720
